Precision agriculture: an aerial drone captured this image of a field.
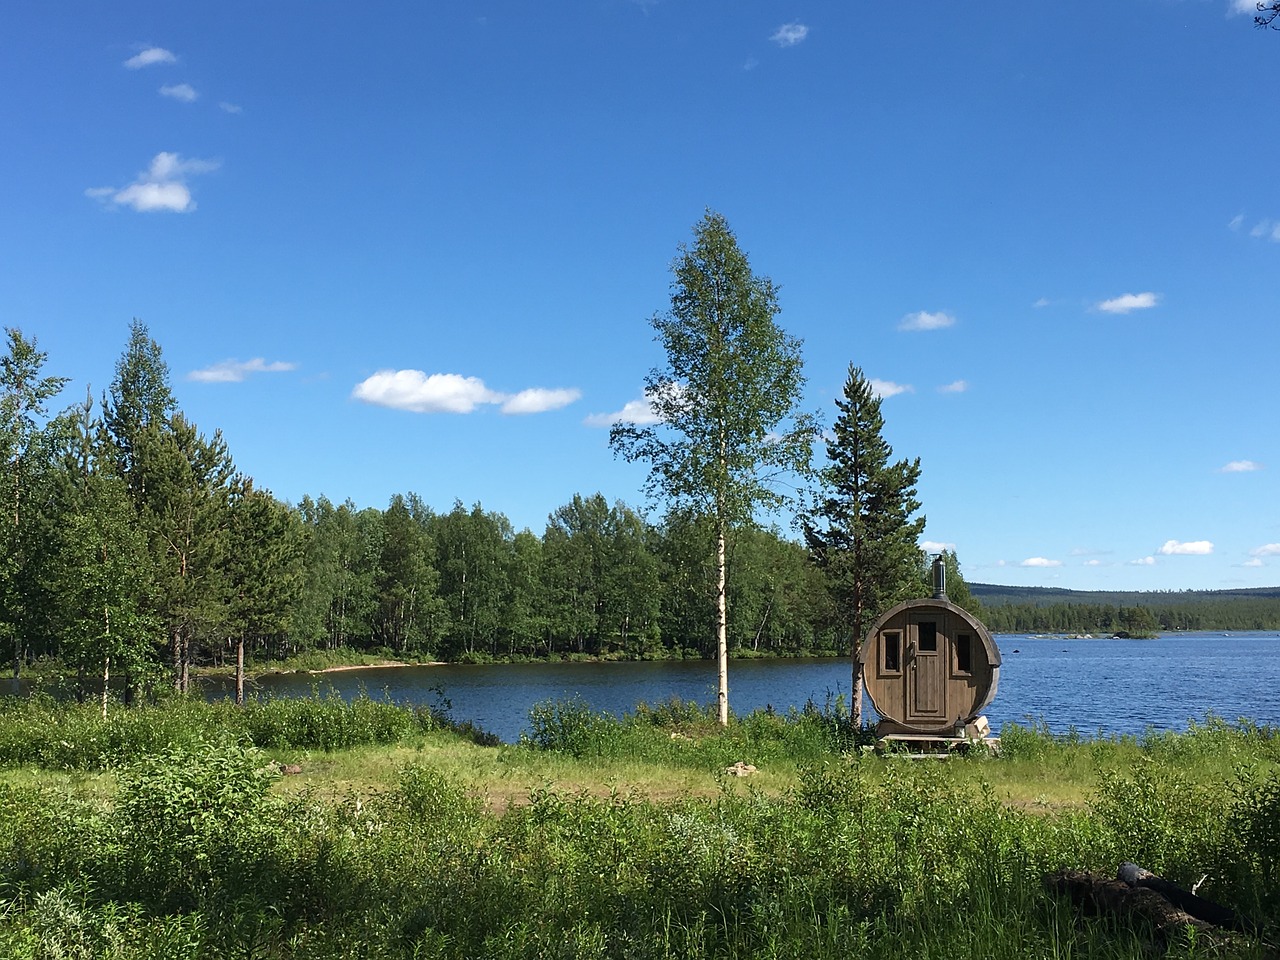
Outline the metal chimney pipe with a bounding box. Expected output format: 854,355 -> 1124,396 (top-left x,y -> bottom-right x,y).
932,554 -> 947,600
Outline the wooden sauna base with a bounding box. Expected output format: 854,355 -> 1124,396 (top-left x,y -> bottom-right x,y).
874,732 -> 1001,757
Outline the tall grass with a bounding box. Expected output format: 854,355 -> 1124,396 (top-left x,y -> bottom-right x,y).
0,689 -> 495,770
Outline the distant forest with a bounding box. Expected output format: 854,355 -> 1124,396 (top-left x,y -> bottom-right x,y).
972,584 -> 1280,634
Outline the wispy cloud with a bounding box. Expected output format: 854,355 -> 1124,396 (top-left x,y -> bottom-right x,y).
159,83 -> 198,103
898,310 -> 955,332
352,370 -> 578,415
1158,539 -> 1214,556
1250,543 -> 1280,558
86,151 -> 220,213
1097,292 -> 1159,314
585,397 -> 660,427
1020,557 -> 1062,568
124,47 -> 176,69
1228,213 -> 1245,230
770,22 -> 809,47
1221,459 -> 1262,473
1246,219 -> 1280,242
585,382 -> 689,427
1130,556 -> 1156,566
1231,0 -> 1260,14
1033,297 -> 1052,308
219,101 -> 243,114
938,380 -> 967,394
188,358 -> 296,383
870,379 -> 912,399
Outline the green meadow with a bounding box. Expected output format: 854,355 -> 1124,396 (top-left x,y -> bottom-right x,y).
0,695 -> 1277,959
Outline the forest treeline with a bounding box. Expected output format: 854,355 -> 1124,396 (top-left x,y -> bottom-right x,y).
1,322 -> 968,703
977,592 -> 1280,634
5,319 -> 1273,706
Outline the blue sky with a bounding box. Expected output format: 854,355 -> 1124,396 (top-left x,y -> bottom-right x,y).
2,1 -> 1276,592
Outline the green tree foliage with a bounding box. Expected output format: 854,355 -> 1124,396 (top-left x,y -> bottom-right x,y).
803,364 -> 924,725
610,211 -> 814,723
430,502 -> 515,659
541,493 -> 661,657
101,319 -> 175,507
135,413 -> 237,692
0,328 -> 68,684
52,473 -> 160,715
224,481 -> 305,702
374,493 -> 444,656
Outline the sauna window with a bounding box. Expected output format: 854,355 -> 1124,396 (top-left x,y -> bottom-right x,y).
955,633 -> 973,676
882,631 -> 902,674
917,622 -> 938,652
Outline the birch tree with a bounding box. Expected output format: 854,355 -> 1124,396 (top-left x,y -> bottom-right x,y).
610,211 -> 813,725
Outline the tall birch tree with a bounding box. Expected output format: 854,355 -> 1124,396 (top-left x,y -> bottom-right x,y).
610,211 -> 813,725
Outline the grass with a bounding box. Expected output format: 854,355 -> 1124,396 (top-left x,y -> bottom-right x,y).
0,695 -> 1277,958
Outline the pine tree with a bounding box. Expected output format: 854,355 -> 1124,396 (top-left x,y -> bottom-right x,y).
803,364 -> 925,727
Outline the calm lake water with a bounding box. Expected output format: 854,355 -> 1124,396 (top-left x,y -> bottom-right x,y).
203,632 -> 1280,743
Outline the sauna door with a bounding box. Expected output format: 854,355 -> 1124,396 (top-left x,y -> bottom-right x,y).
907,616 -> 947,723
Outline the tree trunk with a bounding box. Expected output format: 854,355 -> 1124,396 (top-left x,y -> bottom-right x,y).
101,605 -> 111,720
716,520 -> 729,726
235,633 -> 245,706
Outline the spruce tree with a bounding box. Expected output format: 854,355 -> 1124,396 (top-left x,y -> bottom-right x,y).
803,364 -> 925,727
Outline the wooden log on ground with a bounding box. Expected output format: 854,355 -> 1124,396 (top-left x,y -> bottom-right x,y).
1046,869 -> 1275,956
1118,861 -> 1249,933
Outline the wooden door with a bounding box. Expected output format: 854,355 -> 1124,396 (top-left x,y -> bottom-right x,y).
907,616 -> 947,723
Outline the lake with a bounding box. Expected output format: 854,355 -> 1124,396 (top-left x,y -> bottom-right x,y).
202,631 -> 1280,743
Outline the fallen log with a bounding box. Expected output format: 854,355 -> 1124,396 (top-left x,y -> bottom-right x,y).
1046,867 -> 1273,956
1117,861 -> 1249,933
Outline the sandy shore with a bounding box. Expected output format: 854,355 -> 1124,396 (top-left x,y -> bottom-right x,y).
306,661 -> 444,675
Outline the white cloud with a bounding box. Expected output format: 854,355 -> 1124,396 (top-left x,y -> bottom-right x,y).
1231,0 -> 1259,13
1250,543 -> 1280,557
1221,459 -> 1262,472
188,358 -> 297,383
742,58 -> 759,71
1250,219 -> 1271,238
219,101 -> 243,114
585,396 -> 660,427
1130,556 -> 1156,566
898,310 -> 955,332
1097,292 -> 1159,314
160,83 -> 198,102
124,47 -> 176,69
770,22 -> 809,46
1020,557 -> 1062,568
352,370 -> 577,415
86,151 -> 220,213
920,541 -> 955,553
353,371 -> 502,413
1158,539 -> 1214,556
1228,213 -> 1245,230
869,379 -> 912,399
938,380 -> 967,394
1243,557 -> 1265,567
501,387 -> 581,415
1033,297 -> 1051,308
1083,559 -> 1103,567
